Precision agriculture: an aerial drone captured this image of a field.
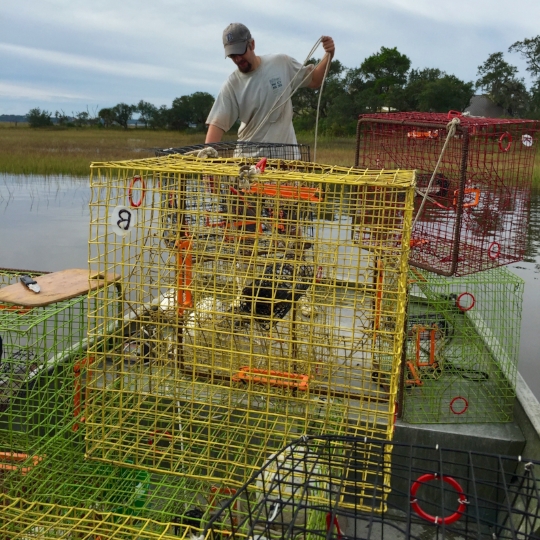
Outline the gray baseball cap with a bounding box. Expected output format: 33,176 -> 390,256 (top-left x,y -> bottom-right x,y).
222,23 -> 252,58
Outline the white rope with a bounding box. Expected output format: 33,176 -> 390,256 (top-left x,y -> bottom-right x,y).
412,117 -> 460,229
250,37 -> 331,157
183,147 -> 219,158
255,37 -> 323,130
313,52 -> 331,162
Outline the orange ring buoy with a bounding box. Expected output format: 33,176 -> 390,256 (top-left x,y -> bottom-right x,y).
498,132 -> 512,152
129,175 -> 145,208
411,473 -> 467,525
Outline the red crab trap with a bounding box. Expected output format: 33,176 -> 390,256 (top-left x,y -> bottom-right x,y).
355,112 -> 540,276
205,435 -> 540,540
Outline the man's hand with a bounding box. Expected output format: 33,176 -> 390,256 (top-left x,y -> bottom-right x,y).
321,36 -> 335,58
308,36 -> 336,88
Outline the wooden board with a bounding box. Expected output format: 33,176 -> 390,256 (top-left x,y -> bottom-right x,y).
0,269 -> 121,308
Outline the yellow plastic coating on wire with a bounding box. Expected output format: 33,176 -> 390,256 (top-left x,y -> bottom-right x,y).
86,154 -> 415,489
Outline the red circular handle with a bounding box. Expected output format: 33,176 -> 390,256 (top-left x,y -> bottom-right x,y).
147,430 -> 173,447
450,396 -> 469,415
411,473 -> 467,525
129,175 -> 145,208
498,132 -> 512,152
488,242 -> 501,260
447,110 -> 462,119
456,292 -> 475,312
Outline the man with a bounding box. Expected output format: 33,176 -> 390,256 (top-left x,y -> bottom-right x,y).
205,23 -> 335,146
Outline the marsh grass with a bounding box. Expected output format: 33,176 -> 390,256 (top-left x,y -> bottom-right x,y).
1,124 -> 539,182
0,124 -> 206,176
0,124 -> 360,176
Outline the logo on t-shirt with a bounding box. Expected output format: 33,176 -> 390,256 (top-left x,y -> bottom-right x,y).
269,77 -> 283,90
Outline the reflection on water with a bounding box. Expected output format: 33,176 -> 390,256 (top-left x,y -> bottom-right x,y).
510,187 -> 540,399
0,175 -> 89,271
0,174 -> 539,398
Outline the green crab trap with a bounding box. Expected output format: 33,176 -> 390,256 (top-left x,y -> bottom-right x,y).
155,141 -> 311,161
402,266 -> 524,424
0,427 -> 232,539
0,268 -> 119,452
205,435 -> 540,540
0,270 -> 217,538
355,112 -> 540,276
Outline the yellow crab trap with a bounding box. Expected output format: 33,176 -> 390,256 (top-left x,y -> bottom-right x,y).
402,266 -> 524,424
84,155 -> 415,483
206,435 -> 540,540
0,427 -> 235,539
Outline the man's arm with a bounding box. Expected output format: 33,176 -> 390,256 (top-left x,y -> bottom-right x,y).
308,36 -> 335,89
205,124 -> 225,144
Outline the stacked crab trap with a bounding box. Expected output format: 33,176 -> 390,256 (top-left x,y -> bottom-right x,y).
83,154 -> 415,490
356,112 -> 536,425
1,126 -> 538,538
155,140 -> 311,161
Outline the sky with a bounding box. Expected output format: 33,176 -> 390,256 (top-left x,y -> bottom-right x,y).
1,0 -> 539,116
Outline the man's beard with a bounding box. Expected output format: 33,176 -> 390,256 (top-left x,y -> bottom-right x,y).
237,60 -> 252,73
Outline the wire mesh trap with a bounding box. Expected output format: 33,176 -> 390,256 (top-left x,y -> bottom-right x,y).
85,155 -> 415,483
0,270 -> 219,538
0,429 -> 235,538
206,435 -> 540,540
155,141 -> 311,161
401,266 -> 524,424
355,112 -> 540,276
0,269 -> 119,451
0,274 -> 237,539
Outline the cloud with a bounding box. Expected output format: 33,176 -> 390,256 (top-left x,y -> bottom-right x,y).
1,0 -> 539,113
0,81 -> 88,102
0,43 -> 221,87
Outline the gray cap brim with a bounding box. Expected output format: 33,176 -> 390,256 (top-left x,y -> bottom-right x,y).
224,41 -> 247,58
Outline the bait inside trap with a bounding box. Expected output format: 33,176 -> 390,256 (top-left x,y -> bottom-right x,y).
85,155 -> 415,482
356,112 -> 540,276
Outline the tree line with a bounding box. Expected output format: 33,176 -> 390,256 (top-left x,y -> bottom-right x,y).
26,36 -> 540,135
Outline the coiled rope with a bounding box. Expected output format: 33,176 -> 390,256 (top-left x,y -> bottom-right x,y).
253,36 -> 331,162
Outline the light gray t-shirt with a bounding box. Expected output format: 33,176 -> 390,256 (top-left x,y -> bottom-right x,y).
206,54 -> 313,145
